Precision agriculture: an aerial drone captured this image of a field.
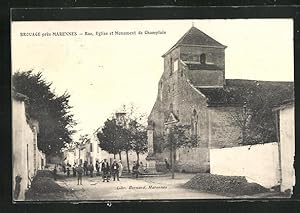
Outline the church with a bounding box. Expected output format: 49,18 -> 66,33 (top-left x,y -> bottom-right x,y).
146,26 -> 294,173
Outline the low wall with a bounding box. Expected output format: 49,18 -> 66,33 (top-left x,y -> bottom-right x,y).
151,147 -> 210,173
177,147 -> 209,173
210,142 -> 280,188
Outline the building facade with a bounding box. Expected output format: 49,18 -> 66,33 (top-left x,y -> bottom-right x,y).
12,93 -> 46,201
85,133 -> 102,166
147,26 -> 294,173
274,101 -> 295,193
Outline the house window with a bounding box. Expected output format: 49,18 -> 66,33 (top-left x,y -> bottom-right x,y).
200,53 -> 206,64
173,59 -> 178,72
90,143 -> 93,152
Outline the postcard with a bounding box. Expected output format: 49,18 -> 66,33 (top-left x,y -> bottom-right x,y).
11,16 -> 294,202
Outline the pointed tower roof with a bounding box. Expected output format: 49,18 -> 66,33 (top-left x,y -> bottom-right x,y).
162,26 -> 226,57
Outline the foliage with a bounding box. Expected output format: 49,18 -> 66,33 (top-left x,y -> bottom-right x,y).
161,124 -> 198,179
121,104 -> 148,158
97,118 -> 125,156
12,71 -> 76,154
74,134 -> 90,147
228,83 -> 292,145
96,103 -> 148,163
163,124 -> 198,150
128,120 -> 148,156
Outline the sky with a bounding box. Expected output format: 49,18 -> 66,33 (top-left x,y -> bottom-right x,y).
11,19 -> 294,141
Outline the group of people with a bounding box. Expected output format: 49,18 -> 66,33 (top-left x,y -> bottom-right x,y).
59,159 -> 124,184
61,162 -> 95,178
132,161 -> 147,178
101,159 -> 122,182
54,159 -> 148,185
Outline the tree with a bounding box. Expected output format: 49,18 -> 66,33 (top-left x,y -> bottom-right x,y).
229,82 -> 293,145
121,104 -> 148,171
77,134 -> 90,163
163,124 -> 197,179
129,120 -> 148,163
97,104 -> 147,173
12,71 -> 76,155
119,127 -> 132,173
114,104 -> 147,172
97,118 -> 124,159
229,105 -> 252,144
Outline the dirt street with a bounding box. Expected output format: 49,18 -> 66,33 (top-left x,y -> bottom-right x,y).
56,173 -> 228,200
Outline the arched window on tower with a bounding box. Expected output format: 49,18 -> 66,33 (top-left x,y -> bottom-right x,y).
160,81 -> 163,101
200,53 -> 206,64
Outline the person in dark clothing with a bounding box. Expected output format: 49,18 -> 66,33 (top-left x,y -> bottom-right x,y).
111,160 -> 120,181
73,163 -> 77,177
84,161 -> 88,176
90,163 -> 94,177
67,167 -> 70,177
132,161 -> 139,178
165,159 -> 170,171
14,176 -> 22,200
53,166 -> 57,181
101,159 -> 110,182
77,164 -> 84,185
96,160 -> 100,176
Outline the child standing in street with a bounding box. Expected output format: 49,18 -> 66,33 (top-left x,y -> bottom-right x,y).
77,164 -> 84,185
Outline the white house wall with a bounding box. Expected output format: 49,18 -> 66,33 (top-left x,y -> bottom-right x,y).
12,99 -> 36,200
210,142 -> 281,188
279,104 -> 295,193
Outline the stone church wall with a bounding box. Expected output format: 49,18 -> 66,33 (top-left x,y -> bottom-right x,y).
176,147 -> 210,172
148,64 -> 213,172
208,107 -> 243,148
148,31 -> 241,173
180,46 -> 225,69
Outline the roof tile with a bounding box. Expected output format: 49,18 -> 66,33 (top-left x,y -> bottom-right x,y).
198,79 -> 294,107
